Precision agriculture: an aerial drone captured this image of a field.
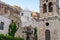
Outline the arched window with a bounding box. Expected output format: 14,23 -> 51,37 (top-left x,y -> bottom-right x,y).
22,13 -> 23,16
48,2 -> 53,12
0,22 -> 4,30
45,30 -> 50,40
43,4 -> 47,13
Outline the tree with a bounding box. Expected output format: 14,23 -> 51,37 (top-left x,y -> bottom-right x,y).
12,5 -> 22,11
34,27 -> 38,40
8,22 -> 19,37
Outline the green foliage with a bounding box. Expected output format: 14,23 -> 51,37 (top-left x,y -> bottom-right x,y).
15,37 -> 24,40
0,34 -> 24,40
34,28 -> 38,40
8,22 -> 19,37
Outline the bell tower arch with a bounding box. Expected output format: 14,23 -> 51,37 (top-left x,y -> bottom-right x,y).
40,0 -> 59,18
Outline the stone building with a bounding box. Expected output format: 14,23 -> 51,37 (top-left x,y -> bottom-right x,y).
38,0 -> 60,40
0,1 -> 22,37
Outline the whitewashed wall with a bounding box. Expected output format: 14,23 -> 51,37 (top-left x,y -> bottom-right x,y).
20,9 -> 32,27
0,16 -> 11,35
20,9 -> 39,28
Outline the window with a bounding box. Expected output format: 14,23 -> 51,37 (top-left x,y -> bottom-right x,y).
31,13 -> 32,16
48,2 -> 53,12
0,22 -> 4,30
43,4 -> 47,13
5,8 -> 7,13
22,13 -> 23,16
46,22 -> 49,26
11,20 -> 13,23
45,30 -> 50,40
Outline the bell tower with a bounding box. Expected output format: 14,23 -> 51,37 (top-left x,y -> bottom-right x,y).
38,0 -> 60,40
40,0 -> 59,18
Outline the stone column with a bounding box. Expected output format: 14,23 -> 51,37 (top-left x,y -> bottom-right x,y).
39,28 -> 45,40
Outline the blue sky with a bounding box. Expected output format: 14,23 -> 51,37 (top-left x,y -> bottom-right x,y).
1,0 -> 39,12
1,0 -> 60,12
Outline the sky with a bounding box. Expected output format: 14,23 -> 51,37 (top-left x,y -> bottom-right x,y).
1,0 -> 60,12
1,0 -> 39,12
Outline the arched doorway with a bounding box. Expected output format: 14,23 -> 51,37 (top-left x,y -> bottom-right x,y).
45,30 -> 50,40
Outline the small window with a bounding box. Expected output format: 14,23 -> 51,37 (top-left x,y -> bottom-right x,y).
0,22 -> 4,30
11,20 -> 13,23
22,13 -> 23,16
43,4 -> 47,13
46,22 -> 49,26
31,13 -> 32,16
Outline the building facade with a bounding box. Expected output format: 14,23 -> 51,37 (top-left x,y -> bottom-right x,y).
20,9 -> 40,40
38,0 -> 60,40
0,16 -> 11,35
20,9 -> 34,40
0,1 -> 22,37
20,9 -> 32,27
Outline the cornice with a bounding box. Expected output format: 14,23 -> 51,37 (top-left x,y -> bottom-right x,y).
39,16 -> 60,21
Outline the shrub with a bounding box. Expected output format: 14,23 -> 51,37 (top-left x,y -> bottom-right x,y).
34,28 -> 38,40
0,34 -> 24,40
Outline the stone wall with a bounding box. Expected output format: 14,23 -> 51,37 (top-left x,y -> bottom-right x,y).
38,17 -> 60,40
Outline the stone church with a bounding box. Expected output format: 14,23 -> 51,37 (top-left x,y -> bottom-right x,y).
37,0 -> 60,40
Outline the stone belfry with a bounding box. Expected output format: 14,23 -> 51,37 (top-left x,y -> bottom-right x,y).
40,0 -> 59,18
38,0 -> 60,40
